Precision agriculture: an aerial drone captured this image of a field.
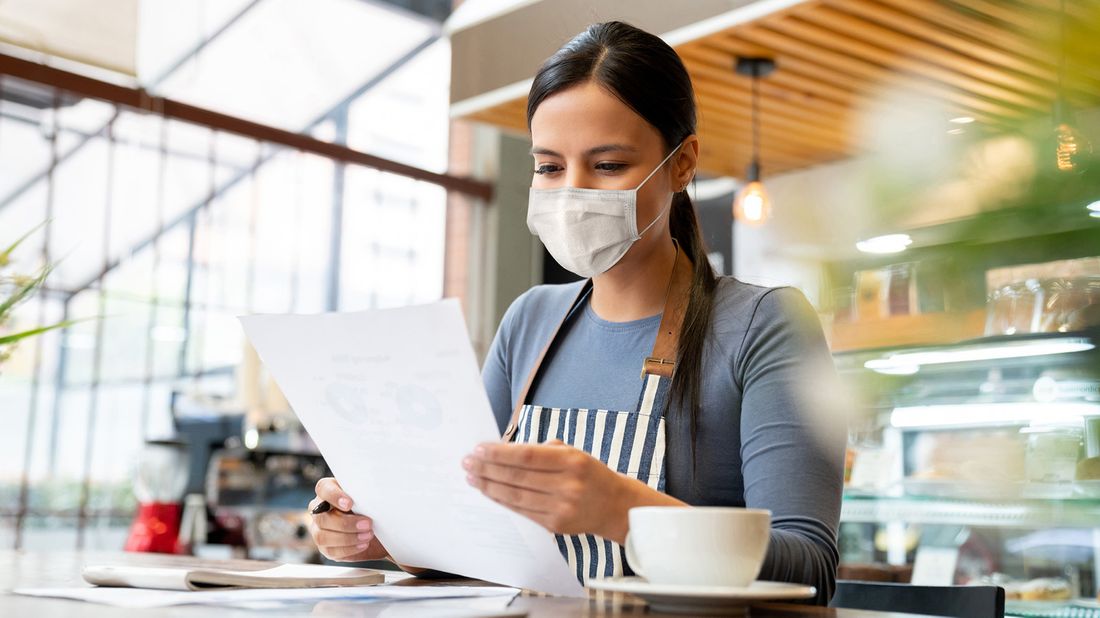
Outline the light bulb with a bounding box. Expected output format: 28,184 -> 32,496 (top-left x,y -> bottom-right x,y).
856,234 -> 913,254
733,180 -> 771,226
1056,122 -> 1085,172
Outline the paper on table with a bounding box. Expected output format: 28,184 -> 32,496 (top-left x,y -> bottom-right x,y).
239,300 -> 585,598
235,596 -> 522,615
12,584 -> 519,609
81,562 -> 385,590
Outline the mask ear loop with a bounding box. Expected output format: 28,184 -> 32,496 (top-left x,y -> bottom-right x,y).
635,142 -> 687,238
634,142 -> 686,192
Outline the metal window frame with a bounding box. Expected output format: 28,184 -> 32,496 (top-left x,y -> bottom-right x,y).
2,21 -> 483,550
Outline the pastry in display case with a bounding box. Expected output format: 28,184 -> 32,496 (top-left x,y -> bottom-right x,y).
832,255 -> 1100,615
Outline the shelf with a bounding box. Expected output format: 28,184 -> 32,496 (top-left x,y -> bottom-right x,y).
831,327 -> 1100,377
829,310 -> 987,352
842,494 -> 1100,528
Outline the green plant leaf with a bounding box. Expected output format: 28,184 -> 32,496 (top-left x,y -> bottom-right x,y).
0,219 -> 49,268
0,263 -> 54,319
0,319 -> 80,346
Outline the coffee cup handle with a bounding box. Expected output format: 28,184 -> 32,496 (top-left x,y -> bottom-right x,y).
624,532 -> 647,579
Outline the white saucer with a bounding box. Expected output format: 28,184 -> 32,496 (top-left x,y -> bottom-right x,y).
587,576 -> 816,615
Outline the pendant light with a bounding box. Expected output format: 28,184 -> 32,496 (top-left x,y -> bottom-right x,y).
1053,0 -> 1091,172
733,56 -> 776,226
1055,98 -> 1088,172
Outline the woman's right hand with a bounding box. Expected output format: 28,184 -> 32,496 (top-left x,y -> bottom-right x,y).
308,477 -> 389,562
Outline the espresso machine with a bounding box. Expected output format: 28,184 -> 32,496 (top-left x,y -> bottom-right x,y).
170,342 -> 331,561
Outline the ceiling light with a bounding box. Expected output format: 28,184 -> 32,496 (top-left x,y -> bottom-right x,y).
733,179 -> 770,226
949,116 -> 975,124
732,56 -> 775,227
890,402 -> 1100,429
1087,200 -> 1100,212
866,338 -> 1095,374
856,233 -> 912,254
1055,116 -> 1087,172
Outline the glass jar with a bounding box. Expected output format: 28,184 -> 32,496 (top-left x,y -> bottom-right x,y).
986,281 -> 1033,335
1022,425 -> 1083,484
1066,276 -> 1100,331
832,286 -> 855,323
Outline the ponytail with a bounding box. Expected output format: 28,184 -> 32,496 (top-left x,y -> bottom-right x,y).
667,189 -> 719,473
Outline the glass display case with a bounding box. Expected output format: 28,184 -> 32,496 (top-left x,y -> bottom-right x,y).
834,327 -> 1100,614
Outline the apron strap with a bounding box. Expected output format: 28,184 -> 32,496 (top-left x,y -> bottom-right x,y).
641,275 -> 688,380
501,281 -> 592,442
501,246 -> 692,442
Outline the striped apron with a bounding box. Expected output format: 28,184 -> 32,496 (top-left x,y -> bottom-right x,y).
501,256 -> 688,585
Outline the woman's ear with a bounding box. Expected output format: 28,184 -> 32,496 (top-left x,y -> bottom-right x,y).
673,135 -> 700,191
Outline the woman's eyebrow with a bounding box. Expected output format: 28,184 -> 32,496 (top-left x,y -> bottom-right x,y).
529,144 -> 638,157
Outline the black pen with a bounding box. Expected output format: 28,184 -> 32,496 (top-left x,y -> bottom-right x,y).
311,501 -> 332,514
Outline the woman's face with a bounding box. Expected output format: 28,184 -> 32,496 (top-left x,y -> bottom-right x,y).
529,81 -> 697,267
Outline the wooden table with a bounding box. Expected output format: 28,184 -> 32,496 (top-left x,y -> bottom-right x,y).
0,551 -> 942,617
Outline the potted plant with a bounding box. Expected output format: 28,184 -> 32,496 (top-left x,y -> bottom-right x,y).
0,222 -> 71,367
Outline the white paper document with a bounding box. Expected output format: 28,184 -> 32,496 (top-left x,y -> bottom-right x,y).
239,300 -> 585,597
12,584 -> 519,609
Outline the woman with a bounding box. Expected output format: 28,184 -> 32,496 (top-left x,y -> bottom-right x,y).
308,21 -> 844,604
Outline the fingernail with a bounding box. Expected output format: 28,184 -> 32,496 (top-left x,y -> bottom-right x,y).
474,445 -> 486,456
462,457 -> 472,469
356,543 -> 368,550
338,498 -> 351,510
358,532 -> 373,541
466,474 -> 476,486
356,519 -> 371,531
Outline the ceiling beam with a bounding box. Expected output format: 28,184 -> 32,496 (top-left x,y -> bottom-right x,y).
0,52 -> 493,201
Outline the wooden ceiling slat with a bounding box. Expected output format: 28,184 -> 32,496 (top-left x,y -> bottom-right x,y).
690,89 -> 857,160
696,145 -> 827,178
696,36 -> 877,102
693,103 -> 855,168
678,43 -> 860,109
886,0 -> 1100,90
697,139 -> 818,173
695,108 -> 850,165
696,36 -> 896,111
683,59 -> 854,128
948,0 -> 1100,85
678,44 -> 862,115
696,107 -> 849,156
823,0 -> 1057,84
470,105 -> 526,134
879,0 -> 1057,70
733,25 -> 1027,121
759,17 -> 1044,114
802,5 -> 1052,102
696,127 -> 814,163
1028,0 -> 1100,23
701,155 -> 845,179
700,35 -> 1013,134
947,0 -> 1059,34
682,62 -> 857,145
688,36 -> 1007,129
701,125 -> 850,171
454,0 -> 1100,179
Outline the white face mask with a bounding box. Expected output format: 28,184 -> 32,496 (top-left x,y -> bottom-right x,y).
527,144 -> 682,278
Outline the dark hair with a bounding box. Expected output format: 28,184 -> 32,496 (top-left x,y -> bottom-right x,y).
527,21 -> 719,468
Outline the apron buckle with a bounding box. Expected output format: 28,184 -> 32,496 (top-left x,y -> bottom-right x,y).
640,356 -> 675,379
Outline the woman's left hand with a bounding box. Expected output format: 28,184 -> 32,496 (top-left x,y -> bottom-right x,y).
462,440 -> 635,543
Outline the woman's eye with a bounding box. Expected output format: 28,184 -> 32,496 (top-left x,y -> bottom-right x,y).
595,162 -> 627,172
534,164 -> 561,175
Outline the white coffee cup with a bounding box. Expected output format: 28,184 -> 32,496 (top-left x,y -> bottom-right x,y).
624,506 -> 771,587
